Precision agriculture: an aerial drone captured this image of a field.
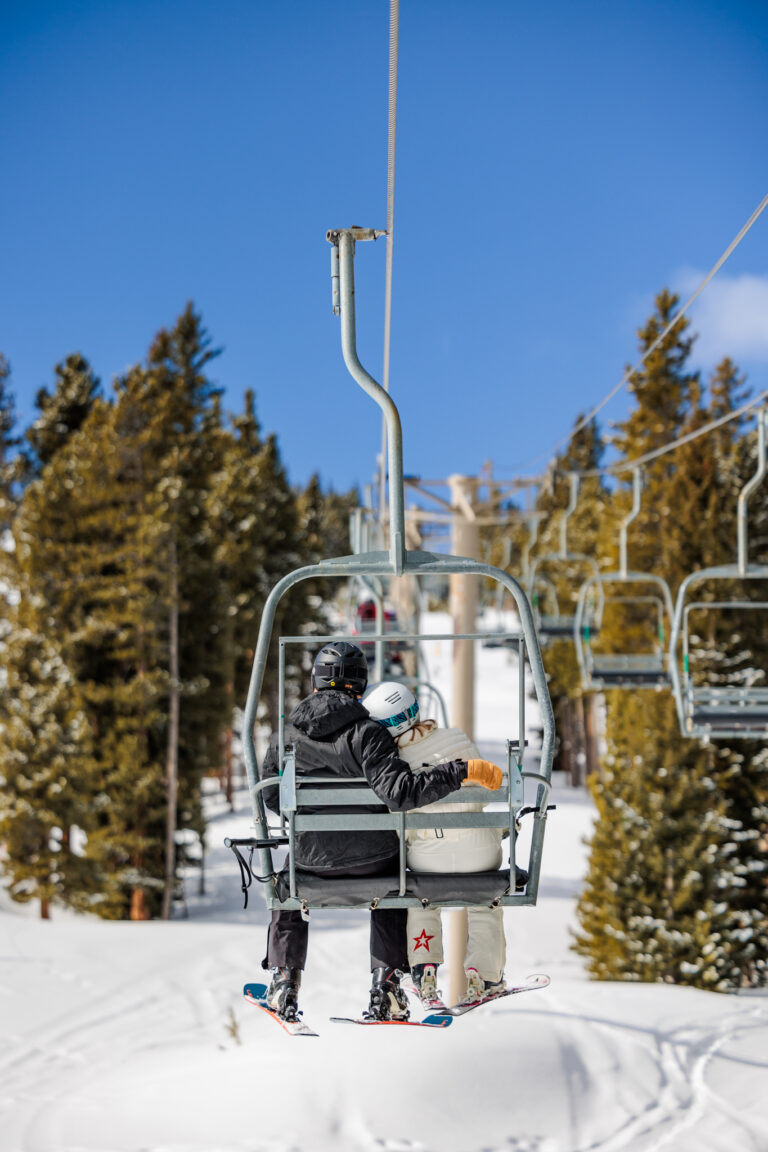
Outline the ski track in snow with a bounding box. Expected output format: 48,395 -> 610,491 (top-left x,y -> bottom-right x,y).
2,617 -> 768,1152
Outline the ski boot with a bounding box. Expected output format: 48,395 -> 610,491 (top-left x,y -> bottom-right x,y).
364,966 -> 410,1021
265,966 -> 302,1022
460,967 -> 506,1005
411,962 -> 443,1008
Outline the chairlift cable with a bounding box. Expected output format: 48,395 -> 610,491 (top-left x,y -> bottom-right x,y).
509,190 -> 768,474
379,0 -> 399,525
576,388 -> 768,478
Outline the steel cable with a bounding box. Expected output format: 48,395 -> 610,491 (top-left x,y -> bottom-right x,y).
379,0 -> 399,523
511,191 -> 768,473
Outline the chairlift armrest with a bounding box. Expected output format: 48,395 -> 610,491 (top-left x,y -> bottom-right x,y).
224,835 -> 289,850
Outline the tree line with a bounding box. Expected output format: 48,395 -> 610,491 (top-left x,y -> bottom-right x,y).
484,289 -> 768,991
0,305 -> 356,920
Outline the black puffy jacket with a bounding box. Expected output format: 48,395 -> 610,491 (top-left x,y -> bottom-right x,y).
261,689 -> 468,873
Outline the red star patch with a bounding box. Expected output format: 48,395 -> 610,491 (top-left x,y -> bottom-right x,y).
412,929 -> 434,952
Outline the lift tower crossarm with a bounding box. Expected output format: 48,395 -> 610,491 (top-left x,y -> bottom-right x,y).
327,227 -> 405,575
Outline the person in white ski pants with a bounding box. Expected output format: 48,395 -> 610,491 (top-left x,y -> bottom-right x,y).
364,682 -> 506,1001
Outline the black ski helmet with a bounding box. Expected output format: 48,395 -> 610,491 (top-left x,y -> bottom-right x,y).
311,641 -> 368,696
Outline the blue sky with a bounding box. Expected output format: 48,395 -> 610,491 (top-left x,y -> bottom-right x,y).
2,0 -> 768,494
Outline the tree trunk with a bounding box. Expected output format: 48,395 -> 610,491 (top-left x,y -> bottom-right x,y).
223,721 -> 233,808
130,888 -> 150,920
161,532 -> 180,922
584,693 -> 601,778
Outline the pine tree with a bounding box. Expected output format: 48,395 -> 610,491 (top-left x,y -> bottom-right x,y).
0,608 -> 97,918
0,354 -> 20,525
121,303 -> 228,918
25,353 -> 100,474
0,354 -> 20,671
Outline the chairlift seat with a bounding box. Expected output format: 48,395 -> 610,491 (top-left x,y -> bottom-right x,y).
587,653 -> 670,688
687,686 -> 768,733
274,867 -> 527,909
689,709 -> 768,734
252,754 -> 546,911
537,614 -> 577,639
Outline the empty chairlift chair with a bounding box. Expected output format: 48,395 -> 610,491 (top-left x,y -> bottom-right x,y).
574,469 -> 674,691
670,408 -> 768,739
527,474 -> 603,647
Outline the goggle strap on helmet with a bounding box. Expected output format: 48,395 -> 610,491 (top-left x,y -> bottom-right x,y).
379,700 -> 420,729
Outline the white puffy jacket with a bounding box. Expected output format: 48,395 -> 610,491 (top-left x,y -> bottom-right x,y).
396,720 -> 503,874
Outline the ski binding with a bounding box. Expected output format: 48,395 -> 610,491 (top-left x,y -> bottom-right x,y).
330,1013 -> 452,1028
438,972 -> 550,1016
244,982 -> 319,1037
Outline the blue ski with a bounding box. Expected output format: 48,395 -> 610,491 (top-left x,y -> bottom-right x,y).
244,982 -> 319,1037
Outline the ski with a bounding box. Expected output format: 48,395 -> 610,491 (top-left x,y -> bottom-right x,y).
330,1013 -> 452,1029
436,973 -> 550,1017
243,982 -> 319,1037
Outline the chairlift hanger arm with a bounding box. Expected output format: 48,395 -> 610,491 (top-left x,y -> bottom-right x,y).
327,227 -> 405,574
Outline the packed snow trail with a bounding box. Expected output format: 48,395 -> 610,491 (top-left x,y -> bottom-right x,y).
2,774 -> 767,1152
2,624 -> 768,1151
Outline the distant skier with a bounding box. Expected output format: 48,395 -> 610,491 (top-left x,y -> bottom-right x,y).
364,681 -> 507,1007
260,643 -> 502,1023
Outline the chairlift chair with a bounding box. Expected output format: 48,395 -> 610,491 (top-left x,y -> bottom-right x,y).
575,585 -> 673,690
228,228 -> 556,916
526,474 -> 603,646
574,468 -> 674,691
676,600 -> 768,735
670,408 -> 768,739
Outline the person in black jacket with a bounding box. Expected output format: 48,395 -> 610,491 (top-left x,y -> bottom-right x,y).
260,641 -> 502,1022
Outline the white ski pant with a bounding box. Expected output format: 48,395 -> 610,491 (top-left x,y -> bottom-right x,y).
407,905 -> 506,983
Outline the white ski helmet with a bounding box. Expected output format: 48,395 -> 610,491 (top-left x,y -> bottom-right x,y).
364,681 -> 420,737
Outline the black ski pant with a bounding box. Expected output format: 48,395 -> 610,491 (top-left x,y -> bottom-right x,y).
263,855 -> 408,973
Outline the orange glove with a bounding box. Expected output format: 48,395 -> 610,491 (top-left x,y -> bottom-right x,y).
464,759 -> 503,790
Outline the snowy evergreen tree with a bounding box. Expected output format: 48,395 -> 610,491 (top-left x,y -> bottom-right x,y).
0,616 -> 97,918
24,353 -> 100,474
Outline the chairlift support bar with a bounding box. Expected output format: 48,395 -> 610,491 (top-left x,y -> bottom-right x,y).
619,468 -> 643,580
350,506 -> 386,681
328,227 -> 405,574
738,408 -> 768,577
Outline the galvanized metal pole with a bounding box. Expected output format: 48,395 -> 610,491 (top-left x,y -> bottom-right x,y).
619,468 -> 642,580
329,228 -> 406,574
738,408 -> 768,577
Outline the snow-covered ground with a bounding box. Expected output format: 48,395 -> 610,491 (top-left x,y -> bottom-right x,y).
1,615 -> 767,1152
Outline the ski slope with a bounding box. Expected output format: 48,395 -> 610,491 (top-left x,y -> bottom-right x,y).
1,616 -> 767,1152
